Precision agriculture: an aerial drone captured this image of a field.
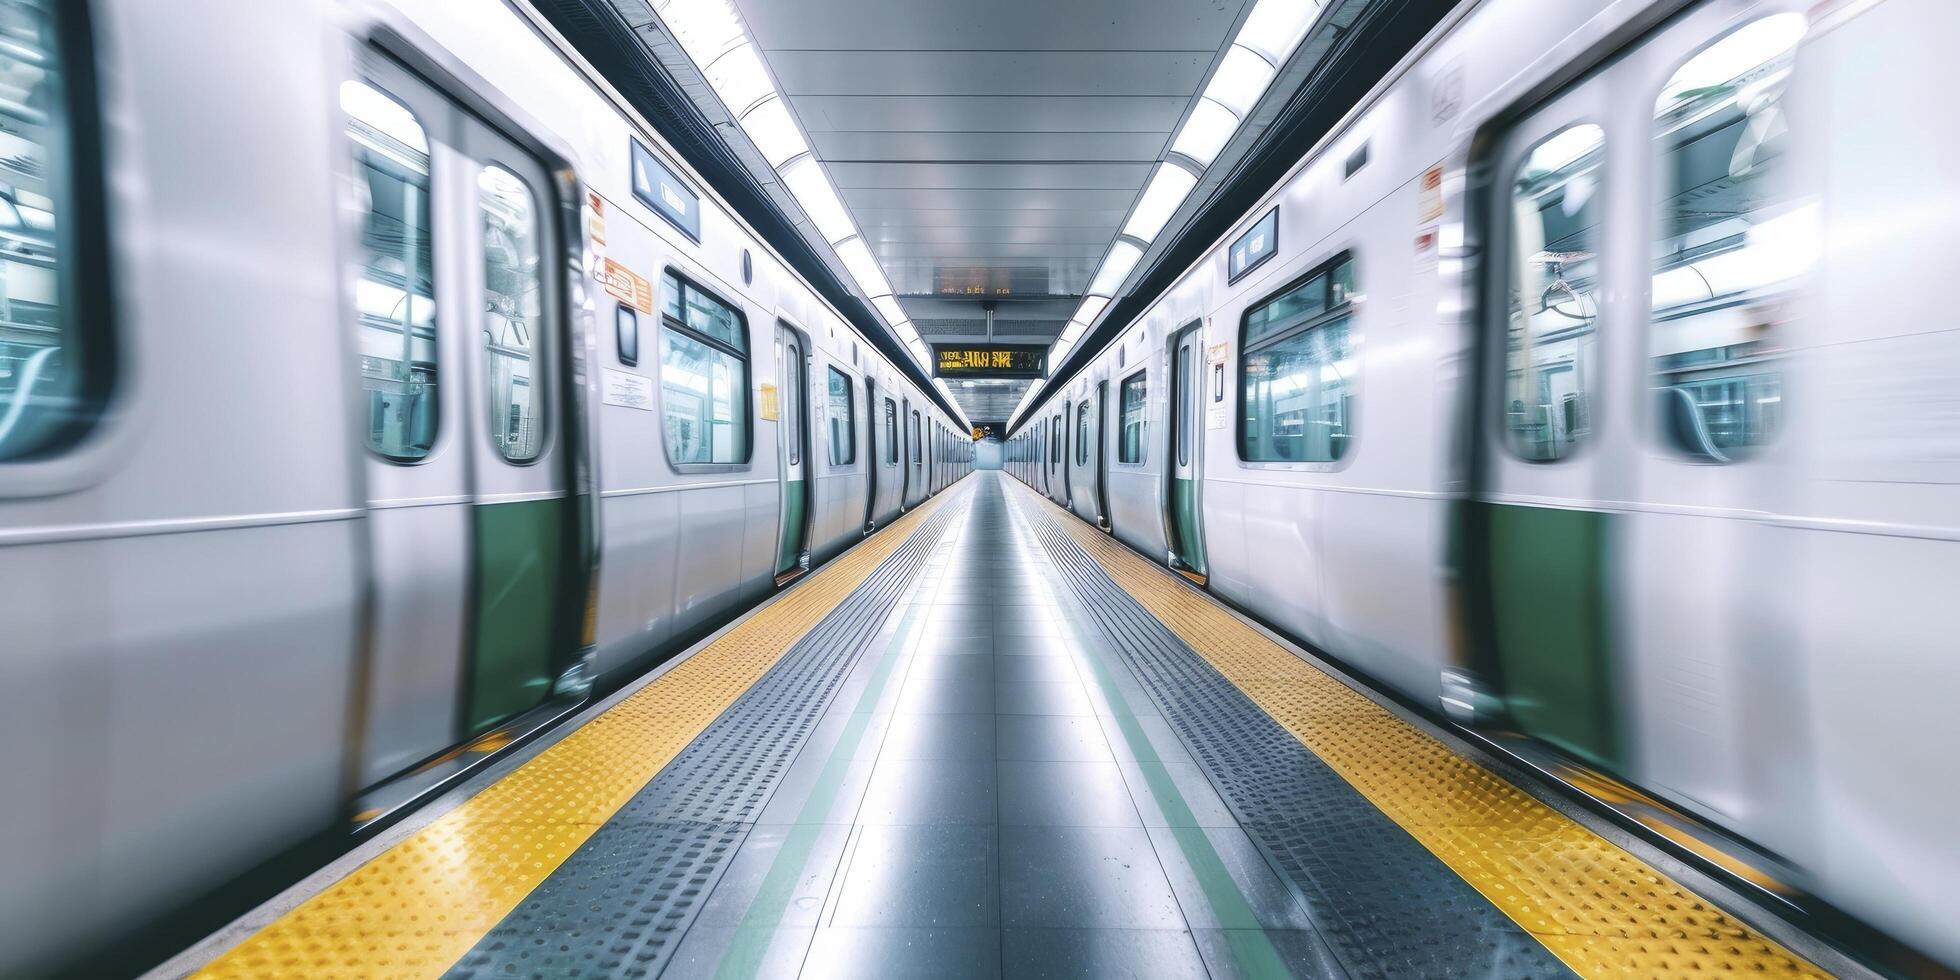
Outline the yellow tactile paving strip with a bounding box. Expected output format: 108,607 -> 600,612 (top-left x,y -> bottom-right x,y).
197,484 -> 968,979
1011,482 -> 1825,979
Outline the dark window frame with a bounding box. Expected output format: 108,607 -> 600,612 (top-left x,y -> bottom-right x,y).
826,365 -> 855,465
1118,369 -> 1147,465
658,267 -> 753,468
1236,251 -> 1360,465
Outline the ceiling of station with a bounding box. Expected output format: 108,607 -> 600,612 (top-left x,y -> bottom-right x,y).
730,0 -> 1253,421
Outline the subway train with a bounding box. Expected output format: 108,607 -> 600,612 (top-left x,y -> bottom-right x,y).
1008,0 -> 1960,968
0,0 -> 970,972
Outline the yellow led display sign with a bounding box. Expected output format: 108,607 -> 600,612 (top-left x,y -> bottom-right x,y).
931,344 -> 1046,379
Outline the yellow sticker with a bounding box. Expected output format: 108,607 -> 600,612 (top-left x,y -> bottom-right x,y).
759,382 -> 780,421
601,257 -> 654,314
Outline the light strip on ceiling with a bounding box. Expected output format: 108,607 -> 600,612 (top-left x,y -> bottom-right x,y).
658,0 -> 919,367
1047,0 -> 1329,389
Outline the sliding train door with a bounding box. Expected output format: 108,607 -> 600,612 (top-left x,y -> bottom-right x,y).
1470,86 -> 1621,770
1094,380 -> 1111,528
773,322 -> 811,583
1166,322 -> 1207,583
348,53 -> 584,785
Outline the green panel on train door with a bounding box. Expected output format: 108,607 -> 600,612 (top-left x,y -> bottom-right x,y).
776,477 -> 806,574
1171,476 -> 1204,572
1483,502 -> 1621,769
466,497 -> 565,736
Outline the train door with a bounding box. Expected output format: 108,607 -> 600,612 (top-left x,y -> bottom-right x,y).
349,55 -> 584,786
863,378 -> 879,531
1094,380 -> 1112,529
1468,84 -> 1623,770
773,323 -> 811,583
909,408 -> 925,505
898,398 -> 912,507
1166,322 -> 1207,583
1060,401 -> 1074,505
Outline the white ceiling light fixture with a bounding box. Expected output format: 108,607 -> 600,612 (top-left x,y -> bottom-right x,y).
1072,295 -> 1109,326
1122,163 -> 1200,242
1235,0 -> 1323,65
656,0 -> 747,65
906,337 -> 932,366
737,96 -> 808,167
1170,97 -> 1240,167
834,237 -> 892,299
703,42 -> 773,116
871,294 -> 908,326
1059,321 -> 1086,344
778,156 -> 856,244
1204,44 -> 1278,118
1088,240 -> 1144,297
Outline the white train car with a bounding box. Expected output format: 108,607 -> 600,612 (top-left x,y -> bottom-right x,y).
1010,0 -> 1960,968
0,0 -> 967,973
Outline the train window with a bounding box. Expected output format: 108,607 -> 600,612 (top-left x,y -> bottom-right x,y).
1650,15 -> 1806,462
659,272 -> 749,464
1076,401 -> 1090,465
884,397 -> 897,465
1504,123 -> 1604,462
1051,415 -> 1062,464
347,80 -> 440,462
1118,371 -> 1147,463
911,410 -> 922,467
479,166 -> 545,462
1240,254 -> 1358,463
0,0 -> 104,463
827,366 -> 854,465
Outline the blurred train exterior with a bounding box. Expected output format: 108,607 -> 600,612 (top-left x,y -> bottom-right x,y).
0,0 -> 970,972
1009,0 -> 1960,967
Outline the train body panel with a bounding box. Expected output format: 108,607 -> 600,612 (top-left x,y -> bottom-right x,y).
1008,0 -> 1960,965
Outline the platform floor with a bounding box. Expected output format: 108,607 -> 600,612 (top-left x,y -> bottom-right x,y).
176,473 -> 1827,979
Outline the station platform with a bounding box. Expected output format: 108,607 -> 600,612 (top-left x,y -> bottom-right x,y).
164,473 -> 1832,979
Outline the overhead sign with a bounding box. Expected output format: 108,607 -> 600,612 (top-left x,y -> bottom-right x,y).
630,137 -> 700,242
1228,206 -> 1278,283
932,344 -> 1046,379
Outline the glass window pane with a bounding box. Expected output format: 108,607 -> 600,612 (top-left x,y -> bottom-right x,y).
1505,123 -> 1604,462
346,80 -> 439,462
0,0 -> 87,460
884,398 -> 896,464
783,341 -> 801,465
827,367 -> 853,464
1244,272 -> 1327,347
1119,372 -> 1146,463
1077,403 -> 1091,465
1241,316 -> 1354,462
479,166 -> 544,462
661,324 -> 748,464
1651,15 -> 1806,461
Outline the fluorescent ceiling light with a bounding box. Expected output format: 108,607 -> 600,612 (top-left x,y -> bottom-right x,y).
1123,163 -> 1199,242
705,43 -> 772,116
1059,321 -> 1086,343
1073,295 -> 1109,325
1171,97 -> 1239,167
1050,338 -> 1074,363
871,294 -> 908,325
1088,240 -> 1143,296
1204,45 -> 1277,118
895,321 -> 919,343
739,96 -> 808,167
1235,0 -> 1322,65
779,156 -> 856,243
834,237 -> 892,298
656,0 -> 747,65
906,337 -> 931,365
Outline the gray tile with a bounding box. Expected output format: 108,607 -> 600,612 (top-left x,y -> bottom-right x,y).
660,924 -> 815,980
880,711 -> 996,762
1149,825 -> 1316,931
896,667 -> 995,715
914,634 -> 995,657
802,926 -> 1002,979
999,760 -> 1141,827
995,715 -> 1113,762
907,653 -> 995,688
999,826 -> 1186,929
1192,929 -> 1345,980
997,614 -> 1066,637
995,654 -> 1082,685
997,680 -> 1095,716
999,928 -> 1206,977
756,714 -> 892,825
857,758 -> 996,825
830,824 -> 997,927
693,823 -> 854,927
1099,713 -> 1197,767
1118,760 -> 1242,829
993,635 -> 1077,657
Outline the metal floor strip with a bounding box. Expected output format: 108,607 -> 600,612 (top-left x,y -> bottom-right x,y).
446,493 -> 971,979
1008,488 -> 1576,980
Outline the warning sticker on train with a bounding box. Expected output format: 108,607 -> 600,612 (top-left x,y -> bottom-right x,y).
601,258 -> 653,314
601,368 -> 653,411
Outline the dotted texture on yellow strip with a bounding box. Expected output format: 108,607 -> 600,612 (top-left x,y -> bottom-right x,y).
198,482 -> 969,979
1010,482 -> 1823,979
